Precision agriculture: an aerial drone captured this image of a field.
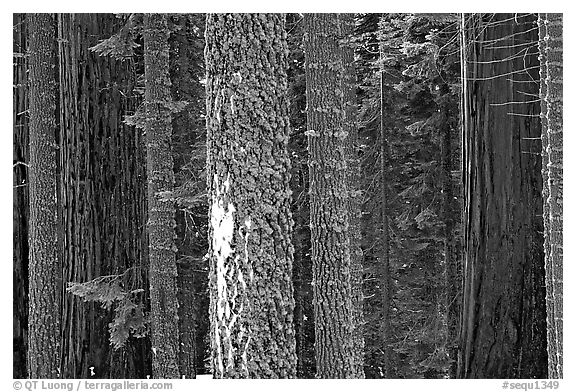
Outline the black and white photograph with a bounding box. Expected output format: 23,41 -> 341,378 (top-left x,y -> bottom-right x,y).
10,8 -> 566,385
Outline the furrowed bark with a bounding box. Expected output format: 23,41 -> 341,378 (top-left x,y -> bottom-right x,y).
340,13 -> 366,377
57,13 -> 149,378
540,13 -> 563,379
144,13 -> 181,379
27,12 -> 61,379
303,13 -> 360,378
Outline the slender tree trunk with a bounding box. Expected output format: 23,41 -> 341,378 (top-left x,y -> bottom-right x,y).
27,12 -> 61,379
205,13 -> 298,379
437,90 -> 460,379
458,13 -> 547,378
292,168 -> 307,377
340,13 -> 366,377
143,13 -> 181,379
539,13 -> 563,379
303,13 -> 360,379
378,64 -> 393,379
168,14 -> 200,379
13,12 -> 29,379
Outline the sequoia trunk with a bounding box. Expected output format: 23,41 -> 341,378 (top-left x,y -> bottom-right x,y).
458,13 -> 547,378
57,13 -> 149,378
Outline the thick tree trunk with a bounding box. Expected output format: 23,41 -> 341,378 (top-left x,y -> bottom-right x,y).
303,13 -> 361,379
57,13 -> 149,379
13,13 -> 29,379
205,13 -> 298,379
340,13 -> 366,376
27,12 -> 61,379
458,13 -> 547,378
539,13 -> 563,379
144,13 -> 181,379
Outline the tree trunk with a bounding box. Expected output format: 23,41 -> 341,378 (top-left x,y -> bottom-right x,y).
143,13 -> 181,379
57,13 -> 149,379
340,13 -> 366,377
27,12 -> 61,379
539,13 -> 563,379
378,65 -> 393,379
439,95 -> 459,379
458,13 -> 547,378
303,13 -> 361,379
13,12 -> 29,379
205,13 -> 298,379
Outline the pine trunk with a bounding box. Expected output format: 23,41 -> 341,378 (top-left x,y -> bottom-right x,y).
539,13 -> 563,379
144,13 -> 181,379
205,13 -> 298,378
458,13 -> 547,378
303,13 -> 360,378
27,12 -> 61,379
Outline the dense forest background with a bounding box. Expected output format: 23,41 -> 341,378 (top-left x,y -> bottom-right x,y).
12,12 -> 563,379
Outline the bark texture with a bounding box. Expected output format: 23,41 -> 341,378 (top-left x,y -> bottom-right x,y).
340,13 -> 366,376
458,13 -> 547,378
539,13 -> 563,379
57,13 -> 149,378
303,13 -> 361,378
144,13 -> 181,379
27,12 -> 61,379
13,12 -> 29,379
205,13 -> 298,378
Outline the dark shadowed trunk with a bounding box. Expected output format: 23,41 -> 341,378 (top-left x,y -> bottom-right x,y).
13,12 -> 29,379
57,13 -> 149,378
458,13 -> 547,379
168,13 -> 205,379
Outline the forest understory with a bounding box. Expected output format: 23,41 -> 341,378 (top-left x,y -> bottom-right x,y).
13,12 -> 563,379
